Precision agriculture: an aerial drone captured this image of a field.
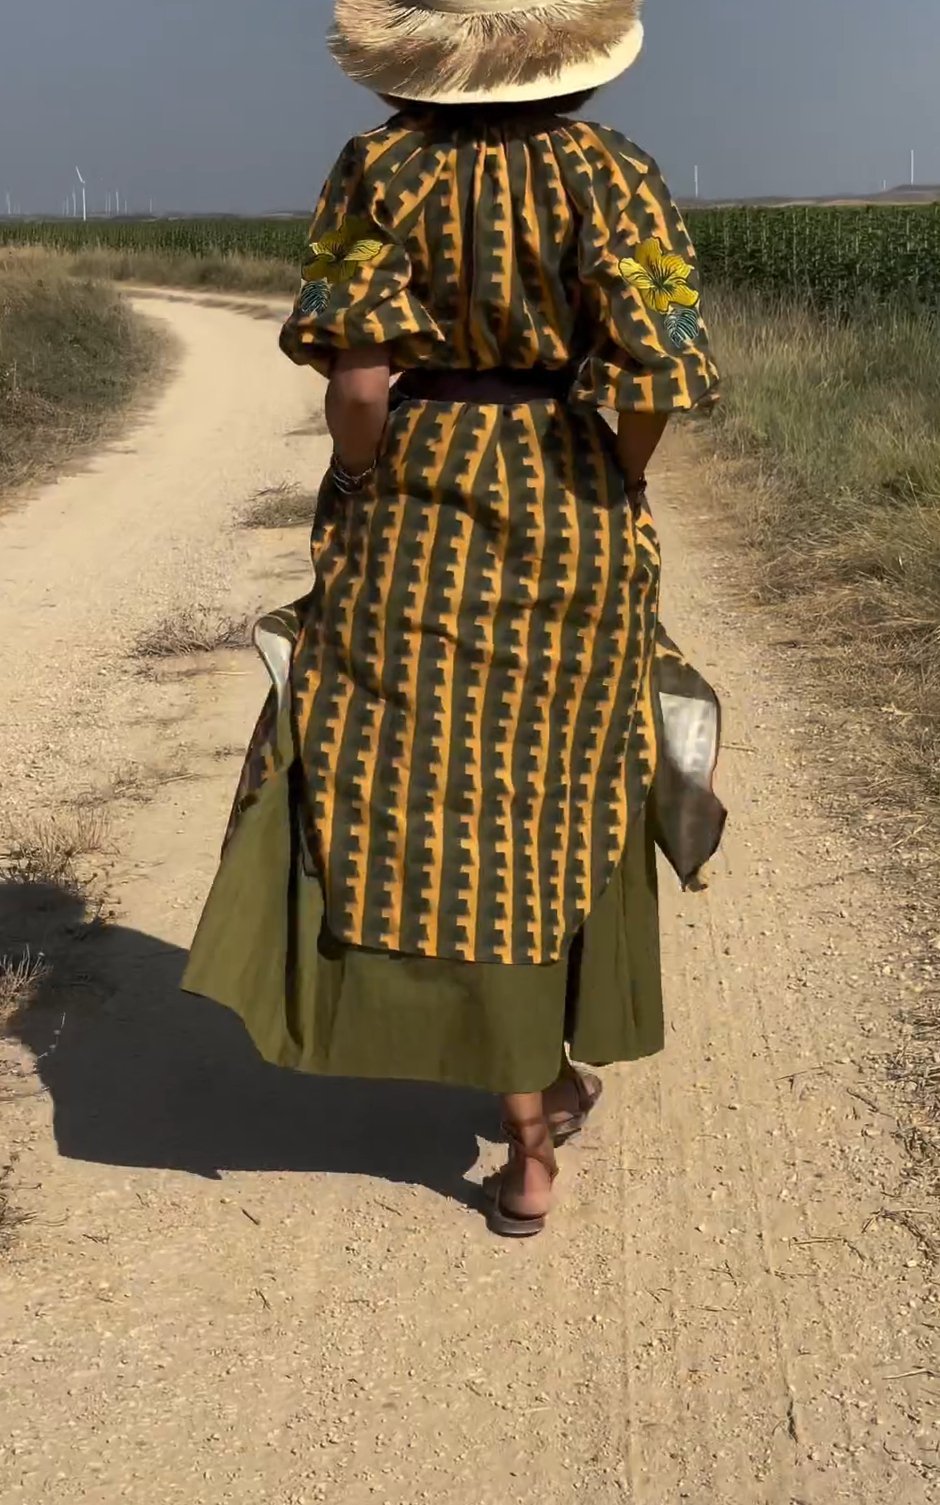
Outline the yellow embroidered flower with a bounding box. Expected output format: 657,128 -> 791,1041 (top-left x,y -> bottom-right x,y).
302,215 -> 384,285
619,238 -> 700,315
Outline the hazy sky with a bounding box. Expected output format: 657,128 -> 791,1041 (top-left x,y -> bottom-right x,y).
1,0 -> 938,214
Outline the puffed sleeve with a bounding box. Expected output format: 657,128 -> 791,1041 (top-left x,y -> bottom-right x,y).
571,144 -> 720,414
279,136 -> 442,376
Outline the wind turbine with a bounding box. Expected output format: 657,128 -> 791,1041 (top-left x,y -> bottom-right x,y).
75,165 -> 87,222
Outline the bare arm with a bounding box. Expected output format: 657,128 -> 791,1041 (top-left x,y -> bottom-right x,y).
324,346 -> 392,476
616,411 -> 670,490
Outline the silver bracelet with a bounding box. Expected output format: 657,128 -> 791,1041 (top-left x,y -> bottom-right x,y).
330,453 -> 376,495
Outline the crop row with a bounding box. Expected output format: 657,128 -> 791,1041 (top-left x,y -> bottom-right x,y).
4,205 -> 940,308
0,218 -> 307,262
686,205 -> 940,309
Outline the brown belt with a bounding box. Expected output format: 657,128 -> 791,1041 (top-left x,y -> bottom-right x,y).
394,365 -> 575,405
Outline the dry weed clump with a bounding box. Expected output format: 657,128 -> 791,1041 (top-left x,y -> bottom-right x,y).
132,607 -> 251,659
0,1164 -> 32,1251
73,760 -> 192,810
1,809 -> 109,892
0,949 -> 49,1031
74,764 -> 154,809
0,811 -> 107,1057
887,988 -> 940,1258
242,481 -> 319,529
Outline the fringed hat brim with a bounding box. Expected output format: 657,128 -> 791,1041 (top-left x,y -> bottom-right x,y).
330,1 -> 644,105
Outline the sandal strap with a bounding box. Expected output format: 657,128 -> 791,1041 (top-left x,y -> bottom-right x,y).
501,1116 -> 558,1178
563,1066 -> 601,1115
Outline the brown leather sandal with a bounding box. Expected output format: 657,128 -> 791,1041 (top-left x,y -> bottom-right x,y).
487,1117 -> 559,1239
550,1069 -> 603,1146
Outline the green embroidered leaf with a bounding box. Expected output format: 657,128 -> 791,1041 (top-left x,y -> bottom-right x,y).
665,306 -> 701,350
299,278 -> 330,316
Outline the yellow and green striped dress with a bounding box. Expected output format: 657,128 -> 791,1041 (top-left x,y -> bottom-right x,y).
184,111 -> 723,1093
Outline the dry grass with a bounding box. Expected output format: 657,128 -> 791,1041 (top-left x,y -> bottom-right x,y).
0,949 -> 49,1031
0,1164 -> 32,1251
73,764 -> 156,809
132,607 -> 251,659
242,481 -> 320,529
73,760 -> 193,810
0,241 -> 296,298
69,246 -> 295,297
1,809 -> 109,892
702,290 -> 940,1236
704,289 -> 940,838
0,251 -> 163,500
1,241 -> 297,301
888,992 -> 940,1222
0,810 -> 108,1065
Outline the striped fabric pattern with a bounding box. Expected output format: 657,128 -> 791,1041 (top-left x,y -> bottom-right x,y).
228,114 -> 719,965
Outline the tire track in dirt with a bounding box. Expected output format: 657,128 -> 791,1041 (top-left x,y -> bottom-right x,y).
0,296 -> 936,1504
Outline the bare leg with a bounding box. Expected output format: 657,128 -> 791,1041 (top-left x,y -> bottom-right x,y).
499,1091 -> 557,1219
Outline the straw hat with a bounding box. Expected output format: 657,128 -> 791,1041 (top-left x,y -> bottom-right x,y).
330,1 -> 645,106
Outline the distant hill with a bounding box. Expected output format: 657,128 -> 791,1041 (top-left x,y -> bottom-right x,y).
867,185 -> 940,203
684,185 -> 940,210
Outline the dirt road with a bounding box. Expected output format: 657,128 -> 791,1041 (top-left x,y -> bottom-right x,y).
1,294 -> 936,1503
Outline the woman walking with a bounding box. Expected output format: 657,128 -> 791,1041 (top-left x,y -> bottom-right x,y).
185,0 -> 725,1236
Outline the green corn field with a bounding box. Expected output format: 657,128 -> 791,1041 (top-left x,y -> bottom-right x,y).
3,205 -> 940,309
0,217 -> 307,262
687,205 -> 940,310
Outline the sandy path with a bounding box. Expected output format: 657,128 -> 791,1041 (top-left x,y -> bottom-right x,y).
0,296 -> 936,1504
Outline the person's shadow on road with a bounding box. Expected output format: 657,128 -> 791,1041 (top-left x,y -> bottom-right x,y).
3,880 -> 493,1206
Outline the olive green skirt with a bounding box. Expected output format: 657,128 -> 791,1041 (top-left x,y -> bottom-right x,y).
183,756 -> 663,1095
